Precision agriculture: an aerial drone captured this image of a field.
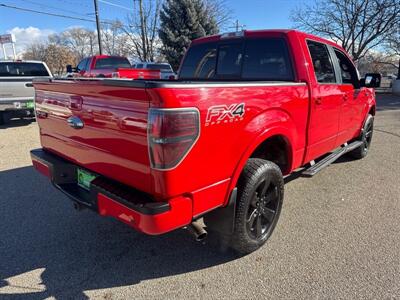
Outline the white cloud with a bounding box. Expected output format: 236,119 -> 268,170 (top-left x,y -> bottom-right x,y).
0,27 -> 55,59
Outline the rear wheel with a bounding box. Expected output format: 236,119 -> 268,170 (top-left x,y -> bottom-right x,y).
230,158 -> 284,255
349,114 -> 374,159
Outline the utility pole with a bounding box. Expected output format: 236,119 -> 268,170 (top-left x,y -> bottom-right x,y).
231,20 -> 245,32
93,0 -> 102,55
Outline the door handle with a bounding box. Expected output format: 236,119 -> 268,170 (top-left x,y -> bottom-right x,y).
315,97 -> 322,105
343,94 -> 349,101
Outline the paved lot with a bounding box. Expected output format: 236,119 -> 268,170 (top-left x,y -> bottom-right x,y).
0,94 -> 399,299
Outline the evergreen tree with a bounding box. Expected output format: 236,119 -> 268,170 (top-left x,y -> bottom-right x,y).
159,0 -> 218,71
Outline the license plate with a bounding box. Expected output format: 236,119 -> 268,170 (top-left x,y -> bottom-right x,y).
26,101 -> 34,109
77,168 -> 97,190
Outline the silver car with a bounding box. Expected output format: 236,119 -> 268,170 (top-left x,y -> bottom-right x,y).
133,62 -> 176,80
0,60 -> 52,125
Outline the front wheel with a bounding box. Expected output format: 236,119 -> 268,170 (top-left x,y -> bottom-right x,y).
230,158 -> 284,255
349,114 -> 374,159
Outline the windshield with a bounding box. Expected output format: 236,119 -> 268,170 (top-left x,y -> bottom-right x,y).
0,62 -> 49,77
94,57 -> 131,69
179,38 -> 294,81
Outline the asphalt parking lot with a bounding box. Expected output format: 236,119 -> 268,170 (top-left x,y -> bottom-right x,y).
0,94 -> 399,299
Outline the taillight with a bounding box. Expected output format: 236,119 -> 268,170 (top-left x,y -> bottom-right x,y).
148,108 -> 200,170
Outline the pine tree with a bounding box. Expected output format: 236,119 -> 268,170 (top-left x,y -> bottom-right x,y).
159,0 -> 218,71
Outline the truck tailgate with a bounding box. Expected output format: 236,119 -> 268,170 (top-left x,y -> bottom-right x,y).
34,79 -> 152,193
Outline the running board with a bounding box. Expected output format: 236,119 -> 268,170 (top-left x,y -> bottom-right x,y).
302,141 -> 363,177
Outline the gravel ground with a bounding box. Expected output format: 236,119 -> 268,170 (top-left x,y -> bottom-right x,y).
0,94 -> 399,299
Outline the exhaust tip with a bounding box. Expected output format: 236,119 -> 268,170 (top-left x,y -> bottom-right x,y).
187,220 -> 208,242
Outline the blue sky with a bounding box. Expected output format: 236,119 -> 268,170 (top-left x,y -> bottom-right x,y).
0,0 -> 307,55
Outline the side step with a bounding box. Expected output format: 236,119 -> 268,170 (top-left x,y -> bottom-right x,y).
302,141 -> 363,177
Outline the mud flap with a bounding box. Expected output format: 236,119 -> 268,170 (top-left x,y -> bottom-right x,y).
204,188 -> 237,235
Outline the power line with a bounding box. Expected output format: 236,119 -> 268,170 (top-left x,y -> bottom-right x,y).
0,3 -> 116,25
98,0 -> 132,11
18,0 -> 92,18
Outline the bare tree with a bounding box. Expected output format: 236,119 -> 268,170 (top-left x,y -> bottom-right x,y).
23,43 -> 47,61
122,0 -> 162,62
23,42 -> 76,75
291,0 -> 400,61
50,28 -> 98,60
203,0 -> 233,30
101,20 -> 130,56
385,30 -> 400,78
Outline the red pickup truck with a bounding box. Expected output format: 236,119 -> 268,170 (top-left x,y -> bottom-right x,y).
66,55 -> 161,79
31,30 -> 378,254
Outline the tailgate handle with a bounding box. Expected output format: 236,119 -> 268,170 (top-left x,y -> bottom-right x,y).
69,96 -> 83,110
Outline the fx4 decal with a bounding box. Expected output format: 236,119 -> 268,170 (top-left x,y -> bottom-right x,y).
206,103 -> 245,126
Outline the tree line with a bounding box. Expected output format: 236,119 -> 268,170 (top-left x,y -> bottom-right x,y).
23,0 -> 399,78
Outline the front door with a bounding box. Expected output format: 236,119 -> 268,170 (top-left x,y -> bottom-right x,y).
332,48 -> 367,145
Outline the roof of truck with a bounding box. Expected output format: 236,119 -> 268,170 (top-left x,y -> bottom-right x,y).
0,60 -> 46,64
192,29 -> 344,52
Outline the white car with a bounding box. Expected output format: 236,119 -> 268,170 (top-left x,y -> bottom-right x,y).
0,60 -> 52,125
132,62 -> 176,80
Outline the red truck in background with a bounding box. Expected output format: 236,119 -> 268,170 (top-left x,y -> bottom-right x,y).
31,30 -> 379,254
66,55 -> 161,79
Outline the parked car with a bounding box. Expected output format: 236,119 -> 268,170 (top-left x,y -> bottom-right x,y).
31,29 -> 379,254
67,55 -> 161,79
0,60 -> 52,125
133,62 -> 176,79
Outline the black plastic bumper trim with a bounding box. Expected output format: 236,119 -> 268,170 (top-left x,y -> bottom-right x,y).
30,148 -> 170,215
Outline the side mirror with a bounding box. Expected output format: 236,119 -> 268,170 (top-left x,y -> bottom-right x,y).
362,73 -> 381,88
66,65 -> 76,73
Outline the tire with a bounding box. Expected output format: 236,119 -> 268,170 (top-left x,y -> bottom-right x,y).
349,114 -> 374,159
230,158 -> 284,255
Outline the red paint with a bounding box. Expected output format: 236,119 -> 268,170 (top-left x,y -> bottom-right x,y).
32,158 -> 51,178
97,193 -> 192,235
32,29 -> 376,235
72,55 -> 160,79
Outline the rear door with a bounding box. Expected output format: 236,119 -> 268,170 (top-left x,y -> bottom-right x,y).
304,40 -> 343,162
332,48 -> 366,145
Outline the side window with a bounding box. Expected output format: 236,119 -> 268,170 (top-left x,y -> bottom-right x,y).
334,49 -> 360,88
216,43 -> 243,78
242,38 -> 294,80
76,59 -> 86,71
84,58 -> 91,71
307,41 -> 336,84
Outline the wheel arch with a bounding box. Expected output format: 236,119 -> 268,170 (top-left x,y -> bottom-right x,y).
225,127 -> 295,206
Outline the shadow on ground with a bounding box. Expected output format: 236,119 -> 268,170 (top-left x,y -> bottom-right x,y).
0,118 -> 35,129
0,167 -> 236,299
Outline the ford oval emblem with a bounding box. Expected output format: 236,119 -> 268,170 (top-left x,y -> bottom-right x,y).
67,116 -> 84,129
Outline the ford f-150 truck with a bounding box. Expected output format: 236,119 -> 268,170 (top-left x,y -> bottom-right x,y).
31,30 -> 379,254
66,55 -> 161,79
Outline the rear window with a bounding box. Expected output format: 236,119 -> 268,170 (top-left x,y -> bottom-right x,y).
179,38 -> 294,81
146,64 -> 172,71
94,57 -> 131,69
0,62 -> 49,77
